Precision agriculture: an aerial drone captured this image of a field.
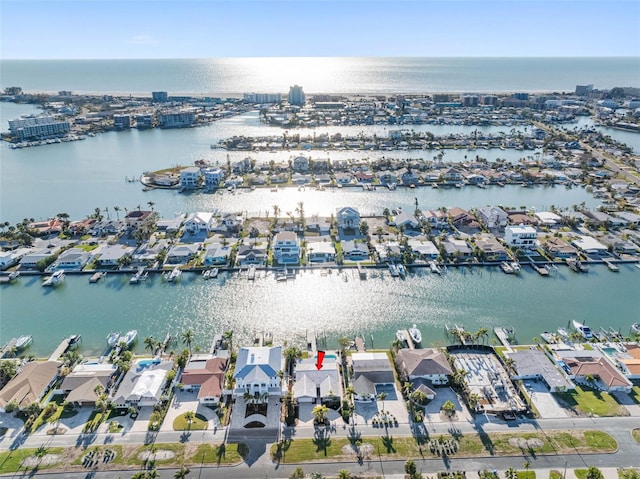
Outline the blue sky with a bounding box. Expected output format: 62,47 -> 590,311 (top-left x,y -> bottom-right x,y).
1,0 -> 639,59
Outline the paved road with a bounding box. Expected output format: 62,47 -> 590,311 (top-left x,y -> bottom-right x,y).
2,414 -> 639,478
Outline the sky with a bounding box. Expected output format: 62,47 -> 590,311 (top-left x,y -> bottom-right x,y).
1,0 -> 639,59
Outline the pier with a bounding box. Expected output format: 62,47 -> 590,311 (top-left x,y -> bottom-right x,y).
397,330 -> 415,350
494,327 -> 516,352
48,335 -> 80,361
604,259 -> 619,272
247,265 -> 256,280
306,330 -> 317,353
354,336 -> 366,352
357,263 -> 367,280
530,262 -> 550,276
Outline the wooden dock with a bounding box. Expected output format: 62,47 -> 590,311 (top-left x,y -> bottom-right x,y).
530,262 -> 549,276
48,337 -> 73,361
354,336 -> 366,352
306,330 -> 317,353
357,263 -> 367,280
494,327 -> 516,352
247,265 -> 256,280
604,259 -> 619,272
398,330 -> 415,350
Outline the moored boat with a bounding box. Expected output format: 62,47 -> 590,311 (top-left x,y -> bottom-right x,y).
107,331 -> 120,348
42,270 -> 65,287
119,329 -> 138,348
557,327 -> 569,340
15,335 -> 32,350
540,331 -> 558,344
429,261 -> 442,274
167,267 -> 182,282
89,271 -> 104,283
500,261 -> 515,274
389,264 -> 399,277
573,320 -> 593,340
631,323 -> 640,335
409,324 -> 422,345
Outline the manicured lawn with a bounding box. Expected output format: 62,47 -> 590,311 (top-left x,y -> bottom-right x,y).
516,472 -> 536,479
83,411 -> 107,432
629,386 -> 640,405
549,471 -> 563,479
191,443 -> 246,465
632,429 -> 640,443
269,429 -> 617,463
554,386 -> 628,416
173,413 -> 208,431
0,447 -> 65,474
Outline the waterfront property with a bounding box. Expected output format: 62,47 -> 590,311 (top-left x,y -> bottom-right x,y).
395,348 -> 453,386
180,356 -> 228,406
59,363 -> 117,407
0,360 -> 61,412
233,346 -> 283,398
112,359 -> 173,408
350,352 -> 396,401
293,355 -> 341,404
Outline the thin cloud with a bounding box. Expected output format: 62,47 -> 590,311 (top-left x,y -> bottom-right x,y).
129,34 -> 157,46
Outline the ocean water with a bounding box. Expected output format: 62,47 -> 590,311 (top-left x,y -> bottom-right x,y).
1,57 -> 639,95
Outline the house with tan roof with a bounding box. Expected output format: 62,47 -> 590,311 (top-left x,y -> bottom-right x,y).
59,363 -> 117,407
180,357 -> 228,406
561,353 -> 632,392
0,361 -> 61,412
543,237 -> 578,258
396,349 -> 452,386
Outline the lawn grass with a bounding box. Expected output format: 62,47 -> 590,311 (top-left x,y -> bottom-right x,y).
173,413 -> 208,431
549,471 -> 563,479
632,429 -> 640,443
516,471 -> 536,479
83,411 -> 107,432
0,447 -> 65,474
554,385 -> 628,417
574,469 -> 589,479
190,443 -> 246,465
269,429 -> 617,463
629,386 -> 640,405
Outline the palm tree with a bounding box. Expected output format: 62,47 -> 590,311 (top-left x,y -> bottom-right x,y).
147,201 -> 155,211
272,204 -> 280,223
312,404 -> 329,425
174,465 -> 191,479
113,206 -> 121,220
222,330 -> 234,351
144,336 -> 157,354
284,346 -> 302,377
505,467 -> 517,479
183,411 -> 195,428
337,469 -> 351,479
181,329 -> 194,353
377,391 -> 387,412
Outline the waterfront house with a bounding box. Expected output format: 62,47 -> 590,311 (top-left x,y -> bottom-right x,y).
180,167 -> 201,190
159,110 -> 196,128
401,170 -> 421,186
18,248 -> 57,269
560,351 -> 632,393
90,219 -> 126,236
420,210 -> 448,230
441,237 -> 472,260
442,167 -> 464,184
392,211 -> 421,231
311,158 -> 330,173
131,241 -> 166,266
232,158 -> 251,174
0,248 -> 30,270
125,210 -> 155,231
294,356 -> 340,404
613,211 -> 640,227
203,244 -> 231,265
597,234 -> 640,255
306,240 -> 336,263
407,238 -> 439,260
269,174 -> 288,184
534,211 -> 562,226
112,360 -> 173,408
474,234 -> 509,261
156,215 -> 185,234
203,167 -> 224,189
351,352 -> 395,402
373,241 -> 401,262
272,231 -> 300,265
354,171 -> 375,184
476,206 -> 509,229
291,173 -> 312,185
506,349 -> 574,393
570,235 -> 607,256
59,363 -> 116,408
52,248 -> 93,270
97,245 -> 134,267
504,225 -> 538,250
233,346 -> 283,398
336,207 -> 360,230
236,244 -> 267,266
543,237 -> 578,258
0,361 -> 61,412
306,218 -> 331,236
341,240 -> 370,261
166,244 -> 200,264
335,173 -> 354,185
28,218 -> 64,236
184,212 -> 215,233
396,349 -> 452,386
447,207 -> 480,231
212,213 -> 244,234
378,170 -> 398,185
292,156 -> 310,172
180,357 -> 228,406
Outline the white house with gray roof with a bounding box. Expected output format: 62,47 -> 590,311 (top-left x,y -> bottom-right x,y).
233,346 -> 283,397
112,359 -> 173,408
293,356 -> 340,403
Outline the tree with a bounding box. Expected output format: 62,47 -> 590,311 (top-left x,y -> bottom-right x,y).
505,467 -> 517,479
183,411 -> 195,427
144,336 -> 157,354
113,206 -> 121,220
181,329 -> 194,353
312,404 -> 329,425
377,391 -> 387,412
222,330 -> 234,351
147,201 -> 155,211
174,465 -> 190,479
284,346 -> 302,377
405,459 -> 418,476
337,469 -> 351,479
289,467 -> 305,479
441,399 -> 456,417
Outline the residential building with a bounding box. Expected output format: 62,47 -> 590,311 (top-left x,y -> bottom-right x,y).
166,244 -> 200,264
476,206 -> 509,229
0,361 -> 61,411
292,156 -> 310,172
504,225 -> 537,250
180,167 -> 202,189
9,115 -> 71,139
243,92 -> 281,104
442,238 -> 472,259
396,349 -> 452,385
506,350 -> 574,393
351,352 -> 396,401
184,212 -> 215,233
97,245 -> 134,266
335,207 -> 360,229
125,210 -> 155,230
571,235 -> 608,255
543,237 -> 578,258
113,114 -> 131,130
561,352 -> 632,393
203,168 -> 224,189
203,244 -> 231,265
112,360 -> 173,408
59,363 -> 116,407
407,238 -> 439,260
233,346 -> 283,397
306,240 -> 336,263
152,91 -> 168,102
180,357 -> 228,406
53,248 -> 93,270
235,244 -> 267,266
341,240 -> 370,261
288,85 -> 305,106
135,114 -> 153,129
421,210 -> 448,229
159,110 -> 196,128
293,356 -> 340,404
272,231 -> 300,264
474,234 -> 509,261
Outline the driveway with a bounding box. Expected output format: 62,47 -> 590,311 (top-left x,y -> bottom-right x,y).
162,389 -> 220,432
524,379 -> 569,419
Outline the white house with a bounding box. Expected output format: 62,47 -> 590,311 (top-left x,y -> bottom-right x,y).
233,346 -> 282,397
166,244 -> 200,264
292,156 -> 310,172
0,248 -> 29,270
112,360 -> 173,408
203,168 -> 224,189
504,225 -> 538,250
184,212 -> 215,233
180,167 -> 201,189
476,206 -> 509,229
272,231 -> 300,264
341,240 -> 370,261
293,356 -> 340,404
203,244 -> 231,265
407,238 -> 439,260
571,235 -> 608,255
236,244 -> 267,266
335,207 -> 360,229
53,248 -> 93,270
306,240 -> 336,263
97,245 -> 135,266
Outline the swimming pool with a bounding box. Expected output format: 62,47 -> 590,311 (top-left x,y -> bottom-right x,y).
601,347 -> 617,356
374,383 -> 397,401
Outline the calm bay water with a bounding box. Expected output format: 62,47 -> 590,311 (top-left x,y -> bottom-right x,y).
0,58 -> 639,356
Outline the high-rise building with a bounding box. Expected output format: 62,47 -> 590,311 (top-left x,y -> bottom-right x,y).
152,91 -> 168,102
288,85 -> 305,106
575,84 -> 594,96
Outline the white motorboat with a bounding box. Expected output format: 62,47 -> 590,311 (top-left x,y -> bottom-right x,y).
15,335 -> 32,350
500,261 -> 515,274
107,331 -> 121,348
429,261 -> 442,274
389,264 -> 399,277
631,323 -> 640,335
42,270 -> 65,287
119,329 -> 138,348
202,269 -> 211,280
167,267 -> 182,282
557,327 -> 569,340
573,320 -> 593,340
397,264 -> 407,278
396,330 -> 406,344
210,268 -> 219,278
540,331 -> 558,344
409,324 -> 422,345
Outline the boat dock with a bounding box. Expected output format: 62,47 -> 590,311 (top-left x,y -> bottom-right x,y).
306,330 -> 317,353
494,327 -> 516,351
48,336 -> 76,361
247,265 -> 256,280
604,259 -> 619,272
357,263 -> 367,280
530,262 -> 549,276
0,272 -> 20,284
354,336 -> 366,352
0,338 -> 19,358
397,330 -> 415,350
